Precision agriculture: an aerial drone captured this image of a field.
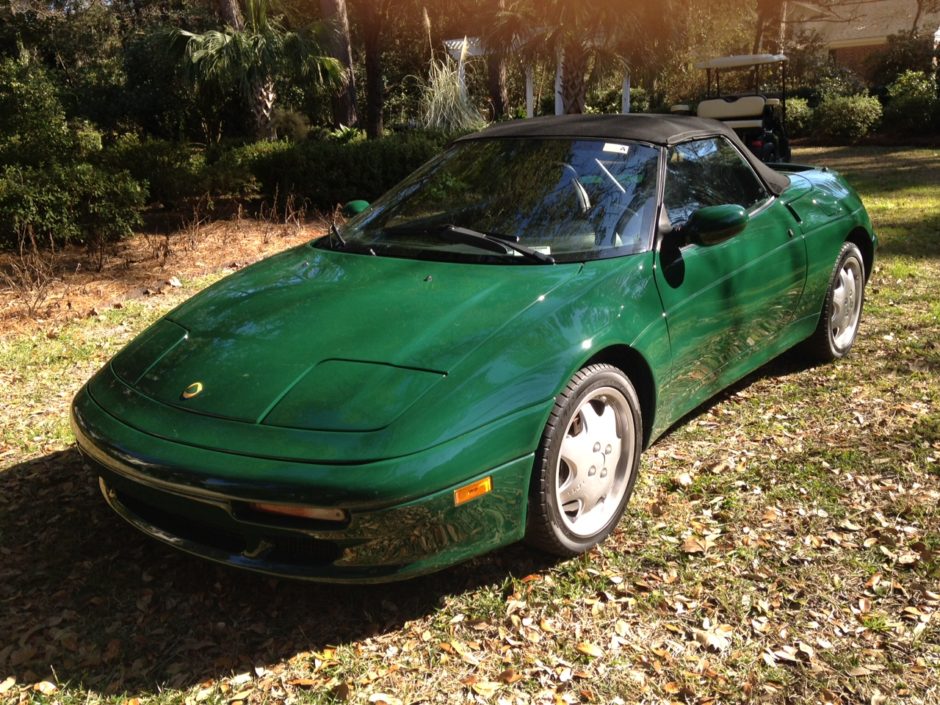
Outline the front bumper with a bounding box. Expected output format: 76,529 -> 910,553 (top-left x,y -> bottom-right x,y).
71,388 -> 536,583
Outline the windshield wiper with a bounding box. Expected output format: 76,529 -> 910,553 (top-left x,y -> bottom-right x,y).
439,225 -> 555,264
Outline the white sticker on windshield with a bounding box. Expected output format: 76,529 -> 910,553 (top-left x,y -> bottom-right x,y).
602,143 -> 630,155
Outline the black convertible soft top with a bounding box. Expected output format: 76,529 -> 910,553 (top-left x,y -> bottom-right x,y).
457,114 -> 791,195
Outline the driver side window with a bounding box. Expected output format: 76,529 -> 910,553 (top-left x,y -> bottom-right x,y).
664,137 -> 769,226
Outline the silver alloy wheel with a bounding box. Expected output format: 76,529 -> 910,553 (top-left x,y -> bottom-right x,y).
555,386 -> 635,538
830,254 -> 864,350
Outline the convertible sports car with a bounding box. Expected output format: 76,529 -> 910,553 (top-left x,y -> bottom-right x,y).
71,115 -> 876,582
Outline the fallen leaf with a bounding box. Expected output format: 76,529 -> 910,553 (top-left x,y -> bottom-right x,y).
470,681 -> 501,697
288,678 -> 317,688
847,665 -> 872,677
0,678 -> 15,694
694,624 -> 733,652
368,694 -> 402,705
331,682 -> 351,701
576,642 -> 604,658
33,682 -> 57,695
497,668 -> 523,684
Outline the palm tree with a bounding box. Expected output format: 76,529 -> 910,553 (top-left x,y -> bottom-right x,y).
172,0 -> 342,139
484,0 -> 629,114
319,0 -> 358,127
348,0 -> 393,139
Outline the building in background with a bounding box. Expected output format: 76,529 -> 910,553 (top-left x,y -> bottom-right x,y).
787,0 -> 940,81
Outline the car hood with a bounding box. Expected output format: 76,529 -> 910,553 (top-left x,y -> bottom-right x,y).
111,245 -> 579,430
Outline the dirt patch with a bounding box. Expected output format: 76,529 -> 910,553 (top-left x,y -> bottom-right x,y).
0,215 -> 326,335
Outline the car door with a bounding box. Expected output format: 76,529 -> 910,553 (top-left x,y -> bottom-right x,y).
653,136 -> 806,420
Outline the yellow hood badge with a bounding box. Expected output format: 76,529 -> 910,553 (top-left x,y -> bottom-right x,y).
181,382 -> 204,400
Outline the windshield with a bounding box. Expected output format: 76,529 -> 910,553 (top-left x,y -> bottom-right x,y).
319,137 -> 661,264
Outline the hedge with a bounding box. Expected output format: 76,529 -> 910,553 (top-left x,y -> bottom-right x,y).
244,131 -> 451,211
813,95 -> 883,143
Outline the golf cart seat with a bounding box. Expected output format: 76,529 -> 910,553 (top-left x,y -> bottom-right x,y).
697,95 -> 766,129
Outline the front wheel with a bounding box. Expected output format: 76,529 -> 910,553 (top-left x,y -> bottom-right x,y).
802,241 -> 866,361
526,364 -> 642,556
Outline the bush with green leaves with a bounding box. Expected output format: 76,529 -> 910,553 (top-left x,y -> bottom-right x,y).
868,32 -> 937,90
0,59 -> 72,168
101,135 -> 208,207
785,97 -> 813,138
247,131 -> 449,210
813,95 -> 882,143
815,65 -> 867,102
884,70 -> 938,134
0,58 -> 147,252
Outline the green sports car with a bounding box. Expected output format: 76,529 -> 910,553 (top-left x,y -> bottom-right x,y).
71,115 -> 876,582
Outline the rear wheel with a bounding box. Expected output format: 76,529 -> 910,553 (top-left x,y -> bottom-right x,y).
802,241 -> 866,361
526,364 -> 642,556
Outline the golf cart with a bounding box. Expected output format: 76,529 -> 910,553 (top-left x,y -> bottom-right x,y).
672,53 -> 791,163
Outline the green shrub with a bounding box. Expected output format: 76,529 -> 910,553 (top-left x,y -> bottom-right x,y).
271,108 -> 311,142
869,32 -> 937,90
69,163 -> 147,249
0,59 -> 147,252
785,97 -> 813,137
0,59 -> 72,168
247,131 -> 450,210
0,166 -> 78,243
587,86 -> 650,114
206,140 -> 293,200
813,95 -> 882,143
884,70 -> 938,133
102,135 -> 207,206
0,163 -> 145,253
815,65 -> 867,102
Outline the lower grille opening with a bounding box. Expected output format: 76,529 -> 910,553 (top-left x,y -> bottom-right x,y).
116,489 -> 246,555
110,482 -> 343,567
266,536 -> 342,565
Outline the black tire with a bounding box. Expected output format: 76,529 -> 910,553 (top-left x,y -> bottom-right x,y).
801,241 -> 866,362
526,364 -> 643,556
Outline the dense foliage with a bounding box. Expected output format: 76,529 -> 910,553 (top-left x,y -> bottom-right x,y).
785,97 -> 813,138
0,59 -> 145,255
813,95 -> 884,143
884,70 -> 939,134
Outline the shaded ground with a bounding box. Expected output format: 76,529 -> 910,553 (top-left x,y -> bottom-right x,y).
1,147 -> 938,705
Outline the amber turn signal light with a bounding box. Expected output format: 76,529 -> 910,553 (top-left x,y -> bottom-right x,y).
454,476 -> 492,506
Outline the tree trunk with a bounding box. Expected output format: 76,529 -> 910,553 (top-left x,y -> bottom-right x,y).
364,35 -> 383,139
487,53 -> 508,120
485,0 -> 508,121
216,0 -> 244,30
561,43 -> 588,114
319,0 -> 358,127
252,76 -> 277,140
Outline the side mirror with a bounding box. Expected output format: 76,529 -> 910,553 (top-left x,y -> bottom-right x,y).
686,204 -> 748,245
342,200 -> 370,217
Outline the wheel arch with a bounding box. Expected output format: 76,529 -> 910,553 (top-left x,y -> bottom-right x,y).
583,345 -> 657,449
846,227 -> 874,282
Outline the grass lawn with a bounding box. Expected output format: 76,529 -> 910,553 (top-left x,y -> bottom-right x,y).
0,146 -> 937,705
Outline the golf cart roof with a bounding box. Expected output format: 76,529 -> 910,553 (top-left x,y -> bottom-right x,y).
695,54 -> 787,70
